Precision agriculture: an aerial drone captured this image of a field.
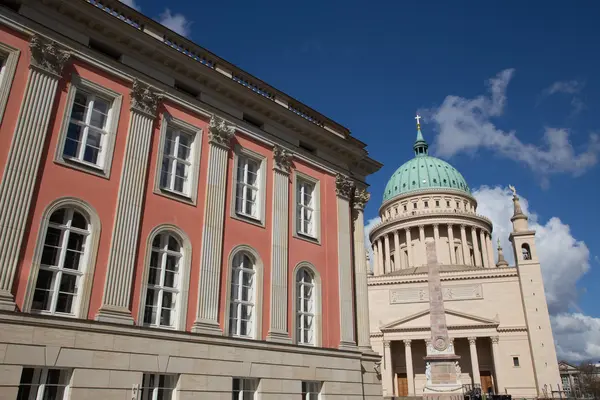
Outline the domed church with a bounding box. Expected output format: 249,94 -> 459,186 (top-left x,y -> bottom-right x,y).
367,117 -> 561,399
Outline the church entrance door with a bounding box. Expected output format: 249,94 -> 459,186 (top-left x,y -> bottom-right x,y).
480,371 -> 494,393
397,373 -> 408,396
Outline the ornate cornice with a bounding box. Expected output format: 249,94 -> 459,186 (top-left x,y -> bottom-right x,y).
130,80 -> 161,117
353,188 -> 370,211
208,116 -> 236,149
29,35 -> 70,77
273,145 -> 293,174
335,174 -> 354,200
367,266 -> 518,286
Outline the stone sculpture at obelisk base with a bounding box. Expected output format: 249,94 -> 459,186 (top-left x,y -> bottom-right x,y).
423,241 -> 463,400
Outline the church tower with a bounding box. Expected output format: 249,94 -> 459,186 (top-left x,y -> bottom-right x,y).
509,188 -> 561,395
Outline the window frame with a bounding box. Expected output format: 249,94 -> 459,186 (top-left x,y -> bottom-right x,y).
292,262 -> 322,347
512,356 -> 520,367
232,377 -> 258,400
140,373 -> 178,400
138,225 -> 192,331
0,42 -> 20,126
224,245 -> 264,340
302,381 -> 323,400
154,113 -> 203,205
230,144 -> 267,227
17,367 -> 71,400
293,171 -> 321,244
23,198 -> 101,319
54,74 -> 122,178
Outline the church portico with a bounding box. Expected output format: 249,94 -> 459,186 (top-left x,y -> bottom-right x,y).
375,333 -> 502,398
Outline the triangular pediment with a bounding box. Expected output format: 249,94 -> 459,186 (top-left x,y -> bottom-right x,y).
380,308 -> 499,331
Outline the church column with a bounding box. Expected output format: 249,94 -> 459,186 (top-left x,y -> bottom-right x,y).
480,229 -> 489,268
491,336 -> 504,393
0,36 -> 69,310
447,224 -> 456,265
471,227 -> 482,267
461,225 -> 470,266
352,188 -> 373,351
191,116 -> 235,334
433,224 -> 441,264
96,80 -> 160,324
405,228 -> 413,268
382,340 -> 394,397
486,234 -> 496,268
419,225 -> 426,266
336,175 -> 356,350
267,146 -> 293,343
394,230 -> 401,270
377,238 -> 384,275
384,233 -> 391,274
404,339 -> 415,395
468,337 -> 481,387
372,245 -> 379,275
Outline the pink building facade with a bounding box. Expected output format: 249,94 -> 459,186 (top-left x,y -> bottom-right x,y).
0,0 -> 382,398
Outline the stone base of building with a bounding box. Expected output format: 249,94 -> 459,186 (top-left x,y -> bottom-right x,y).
0,311 -> 382,399
423,394 -> 463,400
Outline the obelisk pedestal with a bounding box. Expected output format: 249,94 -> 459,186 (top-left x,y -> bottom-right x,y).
423,241 -> 463,400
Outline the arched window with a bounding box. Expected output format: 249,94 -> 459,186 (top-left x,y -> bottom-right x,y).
229,252 -> 256,338
522,244 -> 532,260
142,232 -> 183,328
296,267 -> 315,345
31,208 -> 91,316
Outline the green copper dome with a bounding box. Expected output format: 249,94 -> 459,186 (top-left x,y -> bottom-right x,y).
382,124 -> 471,202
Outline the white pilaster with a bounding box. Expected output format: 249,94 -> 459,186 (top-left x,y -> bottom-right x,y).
96,80 -> 161,324
384,233 -> 391,273
419,225 -> 425,266
461,225 -> 470,266
469,337 -> 481,387
486,234 -> 496,268
377,239 -> 384,276
393,230 -> 401,270
336,174 -> 356,350
471,227 -> 482,267
372,245 -> 380,276
267,146 -> 293,343
433,224 -> 440,263
491,336 -> 504,393
382,340 -> 394,397
0,36 -> 70,310
353,188 -> 373,351
191,116 -> 235,334
405,228 -> 413,268
447,224 -> 456,265
480,229 -> 489,268
404,339 -> 415,395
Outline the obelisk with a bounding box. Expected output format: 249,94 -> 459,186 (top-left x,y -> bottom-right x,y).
423,241 -> 462,400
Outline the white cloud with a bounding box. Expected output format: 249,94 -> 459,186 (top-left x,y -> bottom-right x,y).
158,9 -> 192,37
364,217 -> 381,272
541,80 -> 586,115
119,0 -> 140,10
429,70 -> 600,179
473,185 -> 596,361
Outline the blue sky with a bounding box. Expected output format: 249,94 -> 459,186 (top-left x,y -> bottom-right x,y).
121,0 -> 599,361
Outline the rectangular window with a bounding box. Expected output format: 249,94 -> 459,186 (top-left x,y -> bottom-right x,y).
446,200 -> 450,207
513,356 -> 520,367
302,381 -> 322,400
403,204 -> 407,212
436,200 -> 440,207
424,201 -> 429,208
63,89 -> 112,168
0,43 -> 19,125
232,378 -> 258,400
235,156 -> 261,219
413,203 -> 417,209
297,179 -> 316,237
17,368 -> 70,400
141,373 -> 177,400
160,127 -> 194,196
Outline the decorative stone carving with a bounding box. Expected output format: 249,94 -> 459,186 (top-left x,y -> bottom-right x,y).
29,35 -> 70,76
389,284 -> 483,304
130,80 -> 161,116
208,115 -> 235,148
383,340 -> 390,348
491,336 -> 500,344
403,339 -> 412,347
335,174 -> 354,199
455,361 -> 462,375
353,188 -> 370,210
433,336 -> 448,351
468,337 -> 477,345
425,362 -> 432,382
273,145 -> 293,173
